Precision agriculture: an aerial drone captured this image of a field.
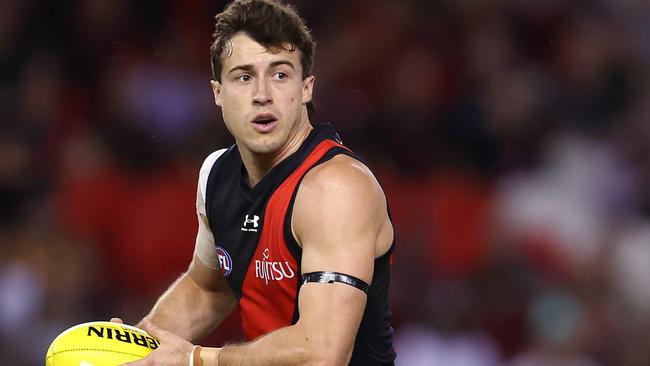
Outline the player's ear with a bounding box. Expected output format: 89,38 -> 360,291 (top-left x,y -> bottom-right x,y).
302,75 -> 315,104
211,80 -> 223,106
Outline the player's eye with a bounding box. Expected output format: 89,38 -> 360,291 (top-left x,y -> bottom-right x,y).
238,74 -> 252,82
273,72 -> 288,80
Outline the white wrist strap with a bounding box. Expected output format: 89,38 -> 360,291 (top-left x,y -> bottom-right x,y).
189,345 -> 199,366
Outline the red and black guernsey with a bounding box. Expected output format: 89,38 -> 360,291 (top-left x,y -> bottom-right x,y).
204,124 -> 396,365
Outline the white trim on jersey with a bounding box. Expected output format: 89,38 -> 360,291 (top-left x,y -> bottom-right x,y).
199,148 -> 228,203
194,148 -> 228,270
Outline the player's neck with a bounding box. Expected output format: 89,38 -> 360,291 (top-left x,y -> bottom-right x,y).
241,121 -> 313,187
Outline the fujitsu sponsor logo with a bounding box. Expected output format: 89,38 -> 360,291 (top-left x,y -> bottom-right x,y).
254,248 -> 295,285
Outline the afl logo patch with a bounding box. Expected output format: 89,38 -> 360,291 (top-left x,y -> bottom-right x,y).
215,246 -> 233,276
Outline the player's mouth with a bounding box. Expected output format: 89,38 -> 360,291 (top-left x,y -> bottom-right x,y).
251,113 -> 278,132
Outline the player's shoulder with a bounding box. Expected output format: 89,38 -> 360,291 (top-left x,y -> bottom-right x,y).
302,154 -> 383,199
293,152 -> 389,242
198,148 -> 229,201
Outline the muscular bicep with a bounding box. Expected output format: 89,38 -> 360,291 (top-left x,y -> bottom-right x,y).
291,155 -> 389,362
294,155 -> 388,282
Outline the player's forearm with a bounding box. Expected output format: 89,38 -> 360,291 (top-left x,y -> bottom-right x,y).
143,272 -> 236,342
207,323 -> 352,366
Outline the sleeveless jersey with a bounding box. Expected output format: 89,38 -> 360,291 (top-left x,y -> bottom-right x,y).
203,124 -> 396,365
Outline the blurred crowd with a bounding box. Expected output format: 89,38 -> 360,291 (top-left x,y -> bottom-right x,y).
1,0 -> 649,365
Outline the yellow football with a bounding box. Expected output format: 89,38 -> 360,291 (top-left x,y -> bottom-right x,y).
45,321 -> 159,366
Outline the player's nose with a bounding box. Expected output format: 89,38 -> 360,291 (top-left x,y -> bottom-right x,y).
252,78 -> 272,105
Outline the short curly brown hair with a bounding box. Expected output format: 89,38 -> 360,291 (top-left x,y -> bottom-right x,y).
210,0 -> 315,81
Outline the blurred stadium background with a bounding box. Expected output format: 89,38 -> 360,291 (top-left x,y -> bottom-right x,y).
1,0 -> 649,365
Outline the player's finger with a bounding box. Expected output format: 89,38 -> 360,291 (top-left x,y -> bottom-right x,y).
110,318 -> 124,324
138,318 -> 166,340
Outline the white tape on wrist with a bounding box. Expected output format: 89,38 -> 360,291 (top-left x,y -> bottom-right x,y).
189,345 -> 199,366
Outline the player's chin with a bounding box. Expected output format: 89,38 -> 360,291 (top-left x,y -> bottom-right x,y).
247,137 -> 285,155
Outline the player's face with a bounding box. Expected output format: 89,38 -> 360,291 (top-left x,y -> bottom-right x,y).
211,33 -> 314,156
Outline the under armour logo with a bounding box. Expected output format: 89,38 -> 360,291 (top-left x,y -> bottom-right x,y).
241,214 -> 260,232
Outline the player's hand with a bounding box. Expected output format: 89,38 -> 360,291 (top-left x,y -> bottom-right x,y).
120,318 -> 194,366
110,317 -> 124,324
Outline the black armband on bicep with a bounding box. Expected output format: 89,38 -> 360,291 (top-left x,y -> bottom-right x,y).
302,271 -> 370,294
